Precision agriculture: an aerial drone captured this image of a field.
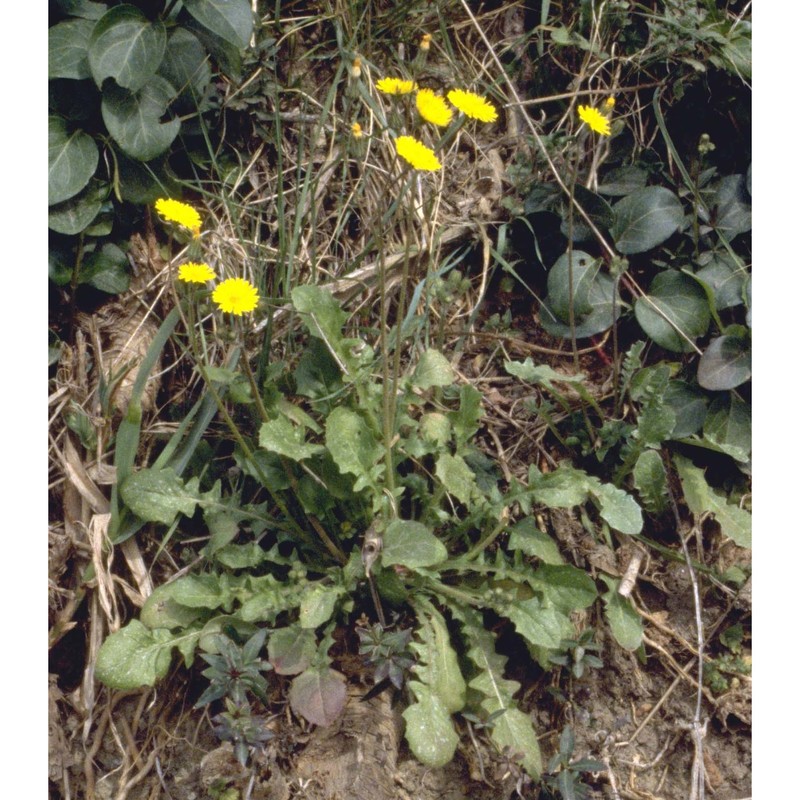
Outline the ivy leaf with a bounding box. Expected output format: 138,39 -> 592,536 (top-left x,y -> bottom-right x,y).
48,179 -> 108,234
48,116 -> 99,205
664,380 -> 708,439
703,394 -> 751,462
49,18 -> 95,80
88,5 -> 166,92
102,76 -> 181,160
611,186 -> 684,254
635,271 -> 710,352
158,28 -> 212,99
289,667 -> 347,727
381,520 -> 447,569
183,0 -> 254,49
96,620 -> 174,689
697,334 -> 751,390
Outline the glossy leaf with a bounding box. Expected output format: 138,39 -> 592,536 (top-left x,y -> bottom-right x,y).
381,520 -> 447,568
88,4 -> 166,92
597,165 -> 648,197
695,253 -> 746,311
48,115 -> 98,205
289,667 -> 347,727
158,27 -> 212,98
664,380 -> 708,438
183,0 -> 254,49
708,174 -> 751,239
611,186 -> 684,254
703,394 -> 751,462
634,271 -> 710,352
78,242 -> 130,294
560,186 -> 614,242
48,179 -> 108,234
697,335 -> 751,390
102,76 -> 181,160
545,250 -> 600,320
49,19 -> 94,80
540,269 -> 618,339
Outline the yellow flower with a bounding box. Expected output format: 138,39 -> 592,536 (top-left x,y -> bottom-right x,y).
155,198 -> 202,235
351,121 -> 363,138
447,89 -> 498,123
178,262 -> 217,284
420,33 -> 432,51
578,104 -> 611,136
376,77 -> 417,95
212,277 -> 260,315
604,96 -> 616,109
416,89 -> 452,127
395,136 -> 441,171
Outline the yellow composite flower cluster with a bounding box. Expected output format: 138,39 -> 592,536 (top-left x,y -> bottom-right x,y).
375,78 -> 499,172
395,136 -> 442,171
155,198 -> 202,236
178,262 -> 217,284
156,198 -> 261,316
577,104 -> 611,136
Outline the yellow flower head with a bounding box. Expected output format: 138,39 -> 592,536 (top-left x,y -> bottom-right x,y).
420,33 -> 432,51
155,198 -> 202,235
578,104 -> 611,136
178,262 -> 217,284
395,136 -> 442,171
351,121 -> 363,138
416,88 -> 453,127
447,89 -> 498,123
604,96 -> 616,109
212,277 -> 260,316
376,76 -> 417,95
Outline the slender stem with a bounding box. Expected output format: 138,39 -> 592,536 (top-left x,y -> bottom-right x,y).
464,509 -> 509,561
